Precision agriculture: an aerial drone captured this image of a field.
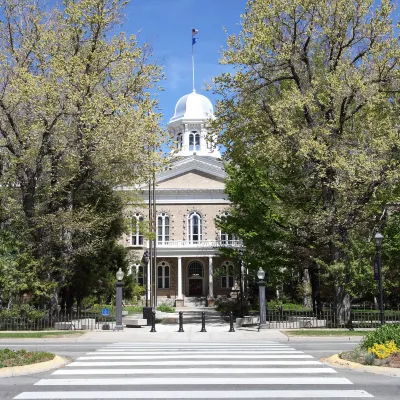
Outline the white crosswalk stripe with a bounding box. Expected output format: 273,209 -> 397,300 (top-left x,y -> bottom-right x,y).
13,342 -> 374,399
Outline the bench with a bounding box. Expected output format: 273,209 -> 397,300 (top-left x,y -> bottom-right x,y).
124,318 -> 148,327
54,322 -> 74,330
235,316 -> 259,327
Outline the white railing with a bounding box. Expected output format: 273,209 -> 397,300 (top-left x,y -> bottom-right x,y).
157,240 -> 242,248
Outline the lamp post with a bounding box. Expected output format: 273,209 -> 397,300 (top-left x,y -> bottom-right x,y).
143,250 -> 150,307
115,267 -> 124,331
257,267 -> 268,330
238,250 -> 244,318
143,250 -> 152,326
374,232 -> 385,325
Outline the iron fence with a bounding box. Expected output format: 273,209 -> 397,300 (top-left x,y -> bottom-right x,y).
0,308 -> 116,331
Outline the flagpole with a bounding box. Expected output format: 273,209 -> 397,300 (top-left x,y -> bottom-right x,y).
192,36 -> 195,92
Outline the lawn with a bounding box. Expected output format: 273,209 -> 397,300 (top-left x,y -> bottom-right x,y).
283,329 -> 367,336
0,331 -> 85,339
0,349 -> 54,368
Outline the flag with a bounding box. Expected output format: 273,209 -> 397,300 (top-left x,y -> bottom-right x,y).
192,37 -> 199,46
192,28 -> 199,36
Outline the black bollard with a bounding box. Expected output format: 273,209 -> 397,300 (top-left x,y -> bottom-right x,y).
201,311 -> 207,332
150,311 -> 156,332
178,311 -> 184,332
229,311 -> 235,332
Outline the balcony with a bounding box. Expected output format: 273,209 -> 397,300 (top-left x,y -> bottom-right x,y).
157,240 -> 242,248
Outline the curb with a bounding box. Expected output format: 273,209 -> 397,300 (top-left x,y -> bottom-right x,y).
322,354 -> 400,377
0,355 -> 69,378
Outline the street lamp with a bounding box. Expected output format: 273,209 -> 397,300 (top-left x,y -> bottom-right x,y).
257,267 -> 268,330
115,267 -> 124,331
143,250 -> 152,326
238,250 -> 244,318
374,232 -> 385,325
143,250 -> 150,307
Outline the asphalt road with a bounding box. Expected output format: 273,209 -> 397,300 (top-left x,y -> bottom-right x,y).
0,338 -> 399,399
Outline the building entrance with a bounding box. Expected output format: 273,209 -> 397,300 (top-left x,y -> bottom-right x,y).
189,279 -> 203,296
187,260 -> 204,296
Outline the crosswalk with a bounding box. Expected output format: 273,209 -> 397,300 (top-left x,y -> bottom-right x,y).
14,342 -> 373,399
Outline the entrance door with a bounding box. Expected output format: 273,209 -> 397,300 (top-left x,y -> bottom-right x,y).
189,279 -> 202,296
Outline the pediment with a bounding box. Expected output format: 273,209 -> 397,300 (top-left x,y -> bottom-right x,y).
157,170 -> 225,189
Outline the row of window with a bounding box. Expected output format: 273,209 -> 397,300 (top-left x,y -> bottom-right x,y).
176,132 -> 200,151
176,132 -> 214,152
133,261 -> 234,289
131,212 -> 235,246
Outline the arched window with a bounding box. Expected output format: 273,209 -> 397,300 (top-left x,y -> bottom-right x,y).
157,262 -> 170,289
130,264 -> 143,286
188,212 -> 202,243
137,265 -> 144,286
189,131 -> 200,151
221,261 -> 234,288
157,213 -> 170,245
177,133 -> 182,150
131,213 -> 144,246
188,261 -> 204,277
219,212 -> 236,245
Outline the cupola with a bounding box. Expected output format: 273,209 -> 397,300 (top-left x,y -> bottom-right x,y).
167,90 -> 220,158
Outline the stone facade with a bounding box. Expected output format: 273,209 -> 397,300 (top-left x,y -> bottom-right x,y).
119,91 -> 241,306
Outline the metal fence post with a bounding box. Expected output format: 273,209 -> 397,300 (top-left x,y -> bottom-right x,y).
201,312 -> 206,332
150,311 -> 156,332
178,311 -> 184,332
229,311 -> 235,332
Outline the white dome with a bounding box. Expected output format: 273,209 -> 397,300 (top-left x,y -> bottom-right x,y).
169,91 -> 214,123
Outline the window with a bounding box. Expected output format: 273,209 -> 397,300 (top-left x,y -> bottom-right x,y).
177,133 -> 182,150
157,213 -> 170,245
219,212 -> 236,245
189,131 -> 200,151
131,213 -> 144,246
188,212 -> 202,243
157,262 -> 170,289
137,265 -> 144,286
188,261 -> 204,277
221,261 -> 234,288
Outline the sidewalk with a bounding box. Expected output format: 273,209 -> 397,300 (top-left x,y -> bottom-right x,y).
77,322 -> 289,343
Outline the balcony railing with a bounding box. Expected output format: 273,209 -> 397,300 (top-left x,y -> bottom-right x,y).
157,240 -> 242,248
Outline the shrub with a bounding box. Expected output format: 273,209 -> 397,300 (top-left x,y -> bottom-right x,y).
157,303 -> 175,313
360,324 -> 400,350
368,340 -> 398,359
364,352 -> 376,365
123,305 -> 143,313
215,298 -> 239,316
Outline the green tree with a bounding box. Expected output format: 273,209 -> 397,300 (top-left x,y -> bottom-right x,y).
212,0 -> 400,322
0,0 -> 167,310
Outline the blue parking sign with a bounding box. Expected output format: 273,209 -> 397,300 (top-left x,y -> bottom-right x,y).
102,308 -> 109,316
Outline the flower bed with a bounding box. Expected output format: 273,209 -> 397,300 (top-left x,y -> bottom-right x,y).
340,324 -> 400,368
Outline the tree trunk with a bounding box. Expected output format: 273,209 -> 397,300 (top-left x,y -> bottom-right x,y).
334,285 -> 351,327
302,268 -> 312,308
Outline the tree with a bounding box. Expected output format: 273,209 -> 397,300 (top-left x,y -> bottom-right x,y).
0,0 -> 167,310
211,0 -> 400,323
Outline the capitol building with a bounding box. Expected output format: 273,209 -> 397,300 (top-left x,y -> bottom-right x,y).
121,90 -> 240,307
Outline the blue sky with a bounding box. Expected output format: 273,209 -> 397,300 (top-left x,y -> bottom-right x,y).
124,0 -> 248,126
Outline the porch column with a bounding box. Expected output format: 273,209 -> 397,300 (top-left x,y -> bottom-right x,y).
208,256 -> 214,300
177,256 -> 183,299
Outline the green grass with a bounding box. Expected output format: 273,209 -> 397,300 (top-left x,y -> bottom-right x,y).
283,329 -> 367,336
0,331 -> 85,339
0,348 -> 54,368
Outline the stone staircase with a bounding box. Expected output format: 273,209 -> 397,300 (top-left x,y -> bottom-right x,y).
178,296 -> 209,310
